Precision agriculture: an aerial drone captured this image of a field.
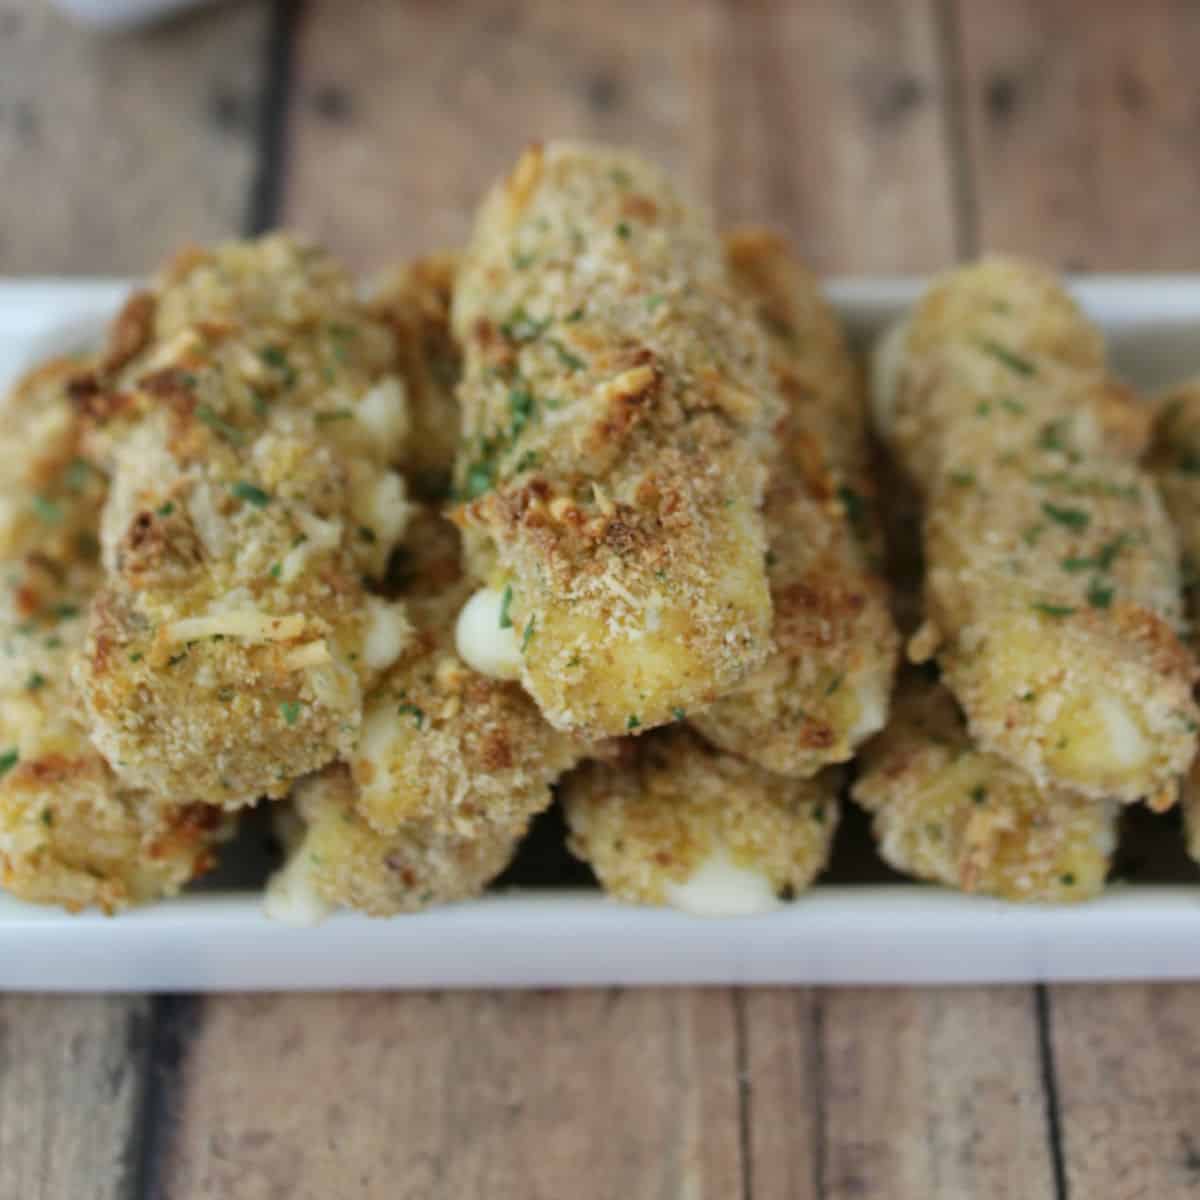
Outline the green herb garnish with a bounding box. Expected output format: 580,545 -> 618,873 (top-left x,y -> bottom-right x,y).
25,672 -> 45,691
522,616 -> 535,652
32,496 -> 61,524
280,700 -> 302,726
230,481 -> 271,508
499,584 -> 514,630
397,702 -> 424,729
1032,602 -> 1076,618
626,714 -> 640,730
0,748 -> 18,777
196,404 -> 247,446
1087,578 -> 1114,609
978,339 -> 1035,376
1041,501 -> 1089,530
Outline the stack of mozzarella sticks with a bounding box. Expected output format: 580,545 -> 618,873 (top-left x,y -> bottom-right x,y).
1,141 -> 1197,919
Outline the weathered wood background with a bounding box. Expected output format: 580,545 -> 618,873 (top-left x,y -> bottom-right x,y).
3,0 -> 1200,1196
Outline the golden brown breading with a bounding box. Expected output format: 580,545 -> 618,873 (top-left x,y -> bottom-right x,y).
349,508 -> 587,837
1149,378 -> 1200,631
76,235 -> 413,808
266,766 -> 521,920
0,520 -> 226,911
690,229 -> 899,775
562,726 -> 838,912
0,357 -> 107,564
366,252 -> 461,498
451,142 -> 778,738
853,671 -> 1117,902
872,256 -> 1198,806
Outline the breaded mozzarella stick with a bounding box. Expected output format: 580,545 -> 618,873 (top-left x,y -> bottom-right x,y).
873,257 -> 1198,806
452,142 -> 778,738
691,230 -> 899,775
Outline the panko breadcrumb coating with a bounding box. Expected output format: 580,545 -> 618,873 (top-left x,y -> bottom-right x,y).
1149,379 -> 1200,866
853,671 -> 1117,902
562,726 -> 838,913
0,365 -> 226,911
872,256 -> 1198,806
266,766 -> 522,920
452,142 -> 778,738
366,253 -> 461,498
349,508 -> 587,837
690,230 -> 898,775
75,235 -> 413,809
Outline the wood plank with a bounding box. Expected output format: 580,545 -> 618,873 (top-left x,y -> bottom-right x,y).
957,0 -> 1200,270
154,989 -> 743,1199
283,0 -> 958,273
0,0 -> 272,273
1047,984 -> 1200,1199
0,994 -> 152,1200
742,988 -> 1058,1200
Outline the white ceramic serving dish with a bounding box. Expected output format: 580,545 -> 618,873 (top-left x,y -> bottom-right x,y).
1,276 -> 1199,992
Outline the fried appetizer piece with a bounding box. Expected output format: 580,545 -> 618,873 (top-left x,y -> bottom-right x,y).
1150,378 -> 1200,625
690,230 -> 898,775
351,508 -> 586,837
0,357 -> 107,564
562,726 -> 838,915
1149,381 -> 1200,866
853,672 -> 1117,902
872,257 -> 1198,805
76,235 -> 412,808
366,253 -> 461,497
451,142 -> 778,738
0,552 -> 226,912
264,766 -> 522,921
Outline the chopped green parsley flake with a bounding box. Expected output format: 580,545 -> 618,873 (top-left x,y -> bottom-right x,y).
32,495 -> 61,524
1041,501 -> 1089,530
157,501 -> 175,517
0,748 -> 17,777
1032,602 -> 1075,618
280,700 -> 302,726
949,470 -> 975,487
1060,873 -> 1076,887
500,308 -> 551,343
1087,578 -> 1114,609
315,409 -> 354,424
522,616 -> 535,652
397,703 -> 425,729
464,460 -> 495,499
51,604 -> 79,620
260,346 -> 297,386
978,339 -> 1036,376
230,481 -> 271,507
970,785 -> 987,805
129,651 -> 143,662
672,707 -> 686,721
269,562 -> 281,579
196,404 -> 247,446
626,714 -> 640,730
646,295 -> 665,312
64,459 -> 92,492
25,672 -> 45,691
615,221 -> 632,239
499,584 -> 514,630
509,387 -> 535,437
549,339 -> 586,371
825,674 -> 844,696
512,250 -> 536,270
1000,397 -> 1026,415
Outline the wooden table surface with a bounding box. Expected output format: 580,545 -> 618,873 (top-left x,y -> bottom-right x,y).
3,1 -> 1200,1196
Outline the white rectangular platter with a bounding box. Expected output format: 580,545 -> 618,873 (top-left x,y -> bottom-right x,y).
2,275 -> 1199,992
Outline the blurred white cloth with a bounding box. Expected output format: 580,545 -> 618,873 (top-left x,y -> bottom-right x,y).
50,0 -> 221,29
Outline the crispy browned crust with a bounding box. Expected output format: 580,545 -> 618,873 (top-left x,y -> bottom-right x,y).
350,508 -> 588,837
874,256 -> 1199,803
562,725 -> 839,906
451,142 -> 777,737
853,671 -> 1117,902
691,230 -> 899,775
75,235 -> 414,807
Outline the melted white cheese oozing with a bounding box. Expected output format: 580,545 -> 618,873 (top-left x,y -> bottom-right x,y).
1096,694 -> 1150,769
362,597 -> 412,672
664,846 -> 782,917
455,588 -> 521,681
263,851 -> 333,926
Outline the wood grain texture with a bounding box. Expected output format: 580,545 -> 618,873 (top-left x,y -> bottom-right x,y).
1047,984 -> 1200,1199
0,994 -> 152,1200
0,0 -> 271,273
284,0 -> 957,273
154,990 -> 742,1199
742,988 -> 1058,1199
956,0 -> 1200,269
